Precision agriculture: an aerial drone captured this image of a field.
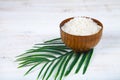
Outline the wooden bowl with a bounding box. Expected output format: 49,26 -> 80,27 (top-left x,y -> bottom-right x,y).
60,17 -> 103,52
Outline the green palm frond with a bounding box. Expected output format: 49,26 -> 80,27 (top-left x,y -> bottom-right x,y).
16,38 -> 94,80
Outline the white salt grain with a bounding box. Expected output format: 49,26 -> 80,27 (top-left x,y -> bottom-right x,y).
61,17 -> 101,36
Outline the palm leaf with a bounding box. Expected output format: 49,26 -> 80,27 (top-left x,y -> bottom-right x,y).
26,48 -> 63,55
75,53 -> 87,73
17,39 -> 70,57
24,63 -> 41,75
56,56 -> 67,79
59,51 -> 73,80
33,46 -> 70,52
54,54 -> 68,80
44,38 -> 61,43
36,38 -> 63,45
16,54 -> 56,61
46,59 -> 61,80
18,57 -> 49,68
16,38 -> 94,80
65,53 -> 81,76
83,49 -> 93,74
42,62 -> 53,80
37,62 -> 48,80
18,49 -> 63,57
36,42 -> 64,45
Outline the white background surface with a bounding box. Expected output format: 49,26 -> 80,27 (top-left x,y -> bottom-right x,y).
0,0 -> 120,80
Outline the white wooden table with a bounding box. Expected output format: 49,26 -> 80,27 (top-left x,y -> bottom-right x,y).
0,0 -> 120,80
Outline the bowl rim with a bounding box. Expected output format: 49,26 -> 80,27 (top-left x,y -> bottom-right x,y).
60,16 -> 103,37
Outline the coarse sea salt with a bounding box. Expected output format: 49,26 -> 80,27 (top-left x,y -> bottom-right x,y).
61,17 -> 101,36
